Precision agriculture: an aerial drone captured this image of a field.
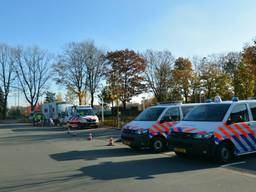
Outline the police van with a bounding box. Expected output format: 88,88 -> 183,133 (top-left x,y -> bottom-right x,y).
65,106 -> 99,129
121,103 -> 200,152
169,97 -> 256,163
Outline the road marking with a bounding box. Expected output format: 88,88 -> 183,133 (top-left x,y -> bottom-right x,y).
213,161 -> 256,178
221,161 -> 246,167
219,167 -> 256,178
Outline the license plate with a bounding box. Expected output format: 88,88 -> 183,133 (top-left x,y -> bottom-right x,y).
174,147 -> 186,153
123,140 -> 131,145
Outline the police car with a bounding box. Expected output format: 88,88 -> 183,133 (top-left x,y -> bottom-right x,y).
121,103 -> 200,152
169,96 -> 256,163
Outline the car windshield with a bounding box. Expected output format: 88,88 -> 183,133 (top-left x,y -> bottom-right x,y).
183,104 -> 231,122
135,107 -> 165,121
77,109 -> 95,116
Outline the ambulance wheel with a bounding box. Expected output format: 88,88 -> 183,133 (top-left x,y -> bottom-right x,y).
216,142 -> 234,163
174,151 -> 188,158
151,137 -> 166,153
129,145 -> 140,150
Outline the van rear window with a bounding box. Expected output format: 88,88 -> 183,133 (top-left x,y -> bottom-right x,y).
135,107 -> 165,121
181,106 -> 196,118
183,104 -> 231,122
249,103 -> 256,121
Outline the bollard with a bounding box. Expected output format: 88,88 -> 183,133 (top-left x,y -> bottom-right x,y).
88,133 -> 93,141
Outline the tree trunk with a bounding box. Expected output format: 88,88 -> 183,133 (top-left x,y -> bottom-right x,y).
90,93 -> 94,108
2,97 -> 7,119
30,103 -> 35,112
185,95 -> 188,103
254,83 -> 256,97
122,100 -> 126,110
78,93 -> 82,105
111,101 -> 114,111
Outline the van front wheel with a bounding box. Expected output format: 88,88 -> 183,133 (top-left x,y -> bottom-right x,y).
216,142 -> 234,163
151,137 -> 166,153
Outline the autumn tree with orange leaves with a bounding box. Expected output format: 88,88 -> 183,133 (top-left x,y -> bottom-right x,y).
172,57 -> 193,103
242,41 -> 256,95
106,49 -> 146,109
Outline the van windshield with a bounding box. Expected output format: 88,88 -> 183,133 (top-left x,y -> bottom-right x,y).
183,104 -> 231,122
77,109 -> 95,116
135,107 -> 165,121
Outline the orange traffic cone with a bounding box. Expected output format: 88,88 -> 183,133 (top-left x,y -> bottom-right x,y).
88,133 -> 93,141
108,137 -> 114,146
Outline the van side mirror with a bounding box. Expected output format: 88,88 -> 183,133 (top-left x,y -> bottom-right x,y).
160,116 -> 171,123
226,119 -> 232,125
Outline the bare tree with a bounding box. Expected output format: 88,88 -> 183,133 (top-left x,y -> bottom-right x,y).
144,50 -> 174,102
15,47 -> 51,111
0,44 -> 15,119
84,41 -> 107,108
54,42 -> 87,105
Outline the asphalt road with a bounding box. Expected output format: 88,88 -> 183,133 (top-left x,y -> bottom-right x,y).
0,123 -> 256,192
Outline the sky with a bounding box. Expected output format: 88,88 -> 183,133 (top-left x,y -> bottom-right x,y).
1,0 -> 256,106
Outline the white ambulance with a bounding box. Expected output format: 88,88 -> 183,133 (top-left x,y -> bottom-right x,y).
42,102 -> 73,125
169,97 -> 256,163
121,103 -> 200,152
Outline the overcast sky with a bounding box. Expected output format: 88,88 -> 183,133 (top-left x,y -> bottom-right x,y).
1,0 -> 256,106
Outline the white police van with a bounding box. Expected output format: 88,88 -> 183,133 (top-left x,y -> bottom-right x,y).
65,106 -> 99,129
121,103 -> 200,152
169,97 -> 256,163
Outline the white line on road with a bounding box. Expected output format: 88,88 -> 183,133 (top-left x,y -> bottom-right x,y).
221,161 -> 246,167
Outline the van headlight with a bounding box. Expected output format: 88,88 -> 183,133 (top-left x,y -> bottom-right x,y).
193,132 -> 213,139
136,129 -> 148,135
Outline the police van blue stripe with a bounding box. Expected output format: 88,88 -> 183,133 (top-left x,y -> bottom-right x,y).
177,127 -> 182,132
248,133 -> 256,144
232,136 -> 248,152
240,135 -> 255,151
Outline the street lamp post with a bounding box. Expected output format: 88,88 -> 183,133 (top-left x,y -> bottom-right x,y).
117,99 -> 120,128
101,97 -> 104,123
142,97 -> 145,111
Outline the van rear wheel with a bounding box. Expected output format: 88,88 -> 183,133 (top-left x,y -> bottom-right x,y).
151,137 -> 166,153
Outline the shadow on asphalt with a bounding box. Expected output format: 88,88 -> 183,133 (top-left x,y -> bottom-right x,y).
1,155 -> 255,192
12,127 -> 67,132
0,128 -> 121,145
0,123 -> 32,129
76,154 -> 256,180
50,148 -> 256,180
76,156 -> 217,180
0,156 -> 217,191
50,148 -> 148,161
0,157 -> 214,191
0,133 -> 70,145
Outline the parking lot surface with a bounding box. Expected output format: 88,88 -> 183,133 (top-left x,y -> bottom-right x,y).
0,123 -> 256,192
